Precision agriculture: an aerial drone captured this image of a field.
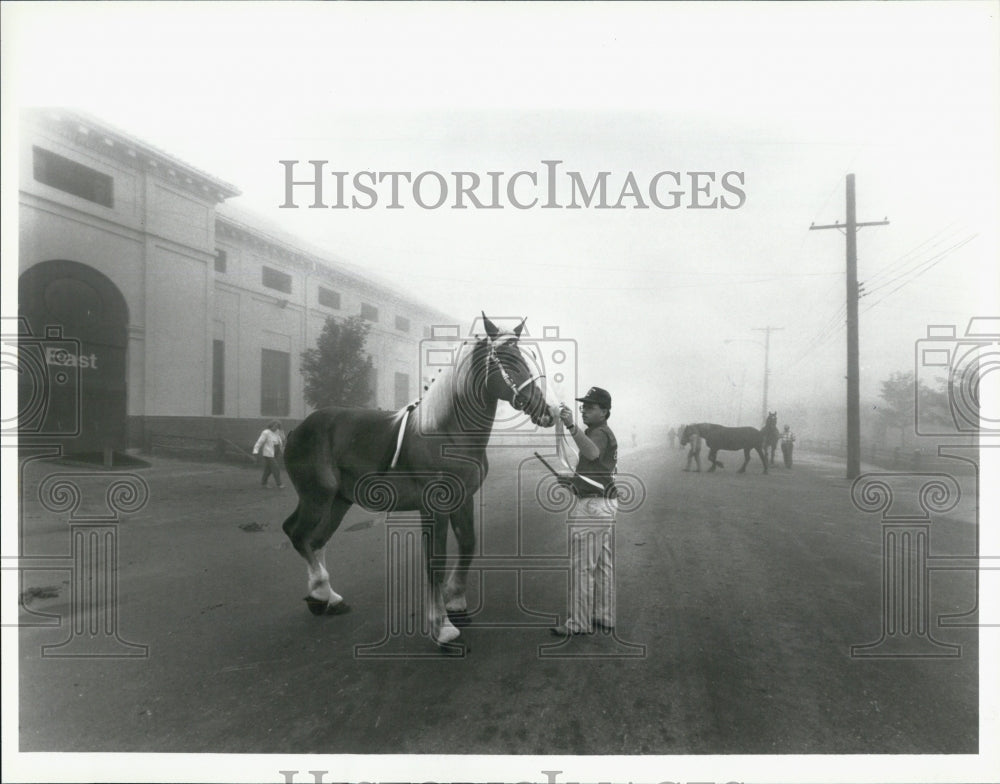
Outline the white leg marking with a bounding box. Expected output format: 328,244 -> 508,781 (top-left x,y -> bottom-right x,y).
307,547 -> 344,605
430,581 -> 460,644
444,574 -> 468,613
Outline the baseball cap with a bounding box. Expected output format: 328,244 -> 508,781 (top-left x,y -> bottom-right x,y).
575,386 -> 612,409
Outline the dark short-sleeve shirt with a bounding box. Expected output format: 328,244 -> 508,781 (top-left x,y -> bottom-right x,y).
574,423 -> 618,497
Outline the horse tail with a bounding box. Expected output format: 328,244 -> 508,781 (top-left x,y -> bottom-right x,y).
286,415 -> 340,494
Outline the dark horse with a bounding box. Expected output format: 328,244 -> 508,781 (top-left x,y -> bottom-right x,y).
762,411 -> 779,467
280,315 -> 554,645
680,422 -> 769,474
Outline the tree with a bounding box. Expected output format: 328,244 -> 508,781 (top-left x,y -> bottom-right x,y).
875,370 -> 951,446
300,315 -> 375,409
876,371 -> 916,446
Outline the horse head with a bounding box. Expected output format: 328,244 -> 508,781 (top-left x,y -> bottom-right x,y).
680,424 -> 693,445
479,313 -> 555,428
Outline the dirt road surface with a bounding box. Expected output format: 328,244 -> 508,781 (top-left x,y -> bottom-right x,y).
17,442 -> 979,756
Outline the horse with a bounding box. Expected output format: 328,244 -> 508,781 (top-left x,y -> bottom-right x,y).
680,422 -> 768,474
762,411 -> 779,467
280,314 -> 555,646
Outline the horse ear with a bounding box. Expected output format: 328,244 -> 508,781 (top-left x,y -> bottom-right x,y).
513,318 -> 526,338
481,312 -> 500,340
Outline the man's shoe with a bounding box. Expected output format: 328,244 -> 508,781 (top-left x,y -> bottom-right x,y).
549,624 -> 583,637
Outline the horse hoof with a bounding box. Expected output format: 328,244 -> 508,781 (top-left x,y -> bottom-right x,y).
304,596 -> 328,616
304,596 -> 351,616
434,623 -> 461,645
448,611 -> 472,628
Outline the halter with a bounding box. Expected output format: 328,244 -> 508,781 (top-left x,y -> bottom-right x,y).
389,332 -> 544,471
486,333 -> 545,411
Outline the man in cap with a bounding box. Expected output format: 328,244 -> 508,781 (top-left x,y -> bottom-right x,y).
550,386 -> 619,637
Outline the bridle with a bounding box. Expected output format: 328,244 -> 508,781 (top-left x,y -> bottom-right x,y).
485,333 -> 545,414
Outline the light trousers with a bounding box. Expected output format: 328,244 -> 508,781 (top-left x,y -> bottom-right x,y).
566,496 -> 618,633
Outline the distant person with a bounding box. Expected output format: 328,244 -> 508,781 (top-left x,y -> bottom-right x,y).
667,426 -> 677,449
683,425 -> 702,472
780,424 -> 796,469
631,427 -> 637,448
253,420 -> 286,488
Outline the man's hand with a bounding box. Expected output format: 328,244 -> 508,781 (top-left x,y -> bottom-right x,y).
558,404 -> 575,430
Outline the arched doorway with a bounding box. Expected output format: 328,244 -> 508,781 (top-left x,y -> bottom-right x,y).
18,260 -> 129,457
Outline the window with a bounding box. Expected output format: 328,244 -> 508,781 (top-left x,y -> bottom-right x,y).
262,266 -> 292,294
261,349 -> 290,416
212,340 -> 225,415
395,315 -> 410,333
318,286 -> 341,309
33,146 -> 113,207
394,372 -> 410,409
214,249 -> 227,274
361,303 -> 379,322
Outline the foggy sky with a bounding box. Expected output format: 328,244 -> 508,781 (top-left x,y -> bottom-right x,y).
4,3 -> 998,434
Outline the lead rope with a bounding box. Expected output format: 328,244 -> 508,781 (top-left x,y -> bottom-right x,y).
554,415 -> 606,492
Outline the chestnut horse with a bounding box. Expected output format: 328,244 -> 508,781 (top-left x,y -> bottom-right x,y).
280,315 -> 554,645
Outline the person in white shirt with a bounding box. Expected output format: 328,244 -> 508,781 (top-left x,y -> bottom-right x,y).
253,420 -> 286,488
780,424 -> 796,469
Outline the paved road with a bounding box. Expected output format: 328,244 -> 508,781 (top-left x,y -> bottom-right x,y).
17,442 -> 979,755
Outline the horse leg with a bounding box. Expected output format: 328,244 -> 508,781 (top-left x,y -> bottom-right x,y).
758,445 -> 769,474
283,493 -> 353,615
707,448 -> 720,471
422,511 -> 460,645
445,496 -> 476,614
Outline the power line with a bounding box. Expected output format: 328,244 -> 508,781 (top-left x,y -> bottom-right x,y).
862,234 -> 978,312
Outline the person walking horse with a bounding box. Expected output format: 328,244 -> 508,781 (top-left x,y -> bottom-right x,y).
551,386 -> 619,638
683,424 -> 702,472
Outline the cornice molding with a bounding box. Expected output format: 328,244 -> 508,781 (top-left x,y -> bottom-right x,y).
27,109 -> 241,204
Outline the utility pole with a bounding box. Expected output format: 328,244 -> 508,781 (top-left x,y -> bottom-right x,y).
810,174 -> 888,479
752,326 -> 783,424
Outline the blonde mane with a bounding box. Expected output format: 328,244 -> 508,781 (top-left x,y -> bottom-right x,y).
414,332 -> 522,435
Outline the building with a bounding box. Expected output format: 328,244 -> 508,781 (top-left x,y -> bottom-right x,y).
15,109 -> 452,458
